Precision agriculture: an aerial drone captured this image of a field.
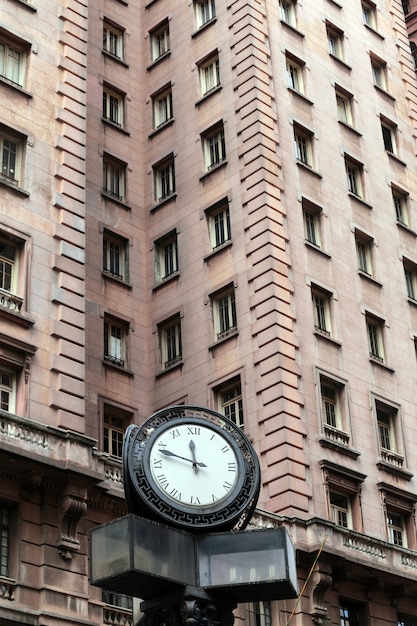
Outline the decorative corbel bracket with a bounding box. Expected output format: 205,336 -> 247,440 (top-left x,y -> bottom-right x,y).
309,562 -> 333,624
58,494 -> 87,560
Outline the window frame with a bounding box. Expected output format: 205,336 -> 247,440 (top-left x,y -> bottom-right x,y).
362,0 -> 377,29
286,53 -> 305,94
0,126 -> 26,188
103,403 -> 132,459
102,84 -> 125,127
392,185 -> 409,227
312,286 -> 332,336
293,123 -> 314,167
198,52 -> 220,97
215,377 -> 244,429
152,84 -> 173,130
319,374 -> 350,447
0,504 -> 11,577
150,20 -> 170,63
212,284 -> 237,341
335,87 -> 354,127
403,258 -> 417,301
326,22 -> 344,61
154,230 -> 179,284
0,366 -> 16,414
103,316 -> 129,368
0,32 -> 29,88
206,198 -> 232,250
279,0 -> 297,27
102,229 -> 129,282
202,122 -> 226,171
103,154 -> 126,202
371,54 -> 388,91
158,315 -> 182,370
302,198 -> 323,248
366,313 -> 385,363
103,20 -> 124,60
194,0 -> 216,29
345,155 -> 364,199
381,116 -> 398,155
153,154 -> 176,204
355,231 -> 374,277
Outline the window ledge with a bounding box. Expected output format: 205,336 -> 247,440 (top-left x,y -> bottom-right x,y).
102,271 -> 132,288
280,21 -> 305,38
150,192 -> 177,213
314,330 -> 342,347
338,120 -> 362,136
102,118 -> 130,135
329,54 -> 352,71
374,84 -> 395,101
0,306 -> 34,328
195,85 -> 222,107
147,51 -> 171,71
358,270 -> 383,287
9,0 -> 37,10
101,192 -> 131,210
369,357 -> 395,372
376,459 -> 413,481
155,360 -> 183,379
347,192 -> 373,210
396,221 -> 416,236
0,177 -> 30,197
386,151 -> 407,167
0,76 -> 32,97
209,329 -> 239,352
149,118 -> 174,138
102,360 -> 134,376
305,241 -> 331,258
364,23 -> 384,40
191,17 -> 217,38
319,436 -> 361,459
407,296 -> 417,308
204,240 -> 233,262
102,50 -> 129,68
153,272 -> 180,292
287,87 -> 314,105
199,160 -> 228,182
296,161 -> 323,179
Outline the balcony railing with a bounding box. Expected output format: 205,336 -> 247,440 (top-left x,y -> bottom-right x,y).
0,289 -> 23,313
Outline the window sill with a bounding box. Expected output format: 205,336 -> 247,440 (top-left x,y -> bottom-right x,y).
296,161 -> 323,179
314,330 -> 342,347
150,192 -> 177,213
102,360 -> 134,376
358,270 -> 383,287
396,220 -> 416,236
338,120 -> 362,136
280,20 -> 305,38
305,241 -> 331,258
155,360 -> 183,379
329,53 -> 352,71
347,192 -> 373,210
102,118 -> 130,135
319,436 -> 361,459
209,329 -> 239,352
149,118 -> 175,138
364,23 -> 384,40
147,51 -> 171,71
0,176 -> 30,197
102,271 -> 132,288
0,76 -> 32,97
369,357 -> 395,372
101,192 -> 131,210
374,84 -> 395,102
0,305 -> 34,328
195,85 -> 222,106
287,87 -> 314,106
153,272 -> 180,292
204,240 -> 233,262
376,459 -> 413,481
407,296 -> 417,308
192,17 -> 217,38
102,50 -> 129,68
9,0 -> 37,10
199,160 -> 227,182
386,151 -> 407,167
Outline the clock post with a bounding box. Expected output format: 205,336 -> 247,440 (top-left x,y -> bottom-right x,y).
90,406 -> 298,626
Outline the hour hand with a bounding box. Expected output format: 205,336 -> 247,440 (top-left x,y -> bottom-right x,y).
159,449 -> 207,467
189,440 -> 199,474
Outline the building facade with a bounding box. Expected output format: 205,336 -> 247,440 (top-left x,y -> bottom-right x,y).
1,0 -> 417,625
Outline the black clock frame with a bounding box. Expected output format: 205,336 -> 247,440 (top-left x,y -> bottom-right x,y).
123,405 -> 261,532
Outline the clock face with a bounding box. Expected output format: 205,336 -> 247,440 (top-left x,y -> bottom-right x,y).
124,406 -> 261,531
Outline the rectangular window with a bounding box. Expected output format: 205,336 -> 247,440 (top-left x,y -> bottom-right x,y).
199,53 -> 220,96
102,591 -> 133,610
203,124 -> 226,171
404,260 -> 417,300
381,117 -> 397,154
212,286 -> 237,341
206,199 -> 231,249
392,187 -> 409,226
159,316 -> 182,369
345,156 -> 364,198
355,232 -> 373,276
152,85 -> 173,129
387,512 -> 405,547
327,23 -> 344,61
1,128 -> 25,187
0,504 -> 10,577
104,317 -> 129,367
155,232 -> 178,283
103,411 -> 125,458
246,602 -> 272,626
150,21 -> 170,62
312,287 -> 331,336
103,22 -> 124,59
217,379 -> 244,428
319,375 -> 350,446
336,88 -> 353,126
153,155 -> 175,203
371,54 -> 387,90
330,491 -> 351,528
339,602 -> 363,626
103,86 -> 124,127
103,230 -> 128,281
0,367 -> 15,413
0,35 -> 27,87
366,314 -> 384,362
195,0 -> 216,28
279,0 -> 296,27
302,199 -> 322,248
294,124 -> 313,167
103,156 -> 126,201
362,0 -> 377,28
286,54 -> 304,93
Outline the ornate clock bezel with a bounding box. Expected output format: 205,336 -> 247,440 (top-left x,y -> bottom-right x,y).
123,405 -> 261,531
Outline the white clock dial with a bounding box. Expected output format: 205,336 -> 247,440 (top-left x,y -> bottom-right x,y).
149,423 -> 239,507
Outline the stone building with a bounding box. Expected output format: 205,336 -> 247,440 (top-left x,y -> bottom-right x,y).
1,0 -> 417,625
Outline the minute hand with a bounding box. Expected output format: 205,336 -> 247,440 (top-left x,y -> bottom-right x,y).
159,449 -> 207,467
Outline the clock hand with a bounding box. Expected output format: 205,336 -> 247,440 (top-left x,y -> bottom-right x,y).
159,449 -> 207,467
189,439 -> 199,474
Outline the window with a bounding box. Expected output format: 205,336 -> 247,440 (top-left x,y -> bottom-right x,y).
158,315 -> 182,369
154,231 -> 178,283
246,602 -> 272,626
401,0 -> 410,14
302,199 -> 322,248
392,186 -> 409,226
355,232 -> 373,276
206,198 -> 231,249
322,463 -> 365,532
153,155 -> 175,203
199,52 -> 220,96
212,285 -> 237,341
1,127 -> 25,187
366,314 -> 385,362
217,379 -> 244,428
380,484 -> 417,549
294,124 -> 314,167
377,403 -> 395,452
319,375 -> 349,445
102,230 -> 129,282
371,54 -> 387,90
103,21 -> 124,60
312,287 -> 331,336
330,491 -> 351,528
103,406 -> 131,458
103,155 -> 126,202
0,235 -> 23,311
387,512 -> 406,547
345,155 -> 364,198
150,20 -> 170,63
339,601 -> 364,626
0,367 -> 15,413
0,504 -> 10,577
102,591 -> 133,611
202,123 -> 226,171
404,259 -> 417,301
279,0 -> 296,27
362,0 -> 377,29
103,85 -> 124,127
0,34 -> 27,87
381,117 -> 398,154
152,85 -> 173,129
335,87 -> 353,126
286,53 -> 305,94
195,0 -> 216,28
104,317 -> 129,368
327,23 -> 344,61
